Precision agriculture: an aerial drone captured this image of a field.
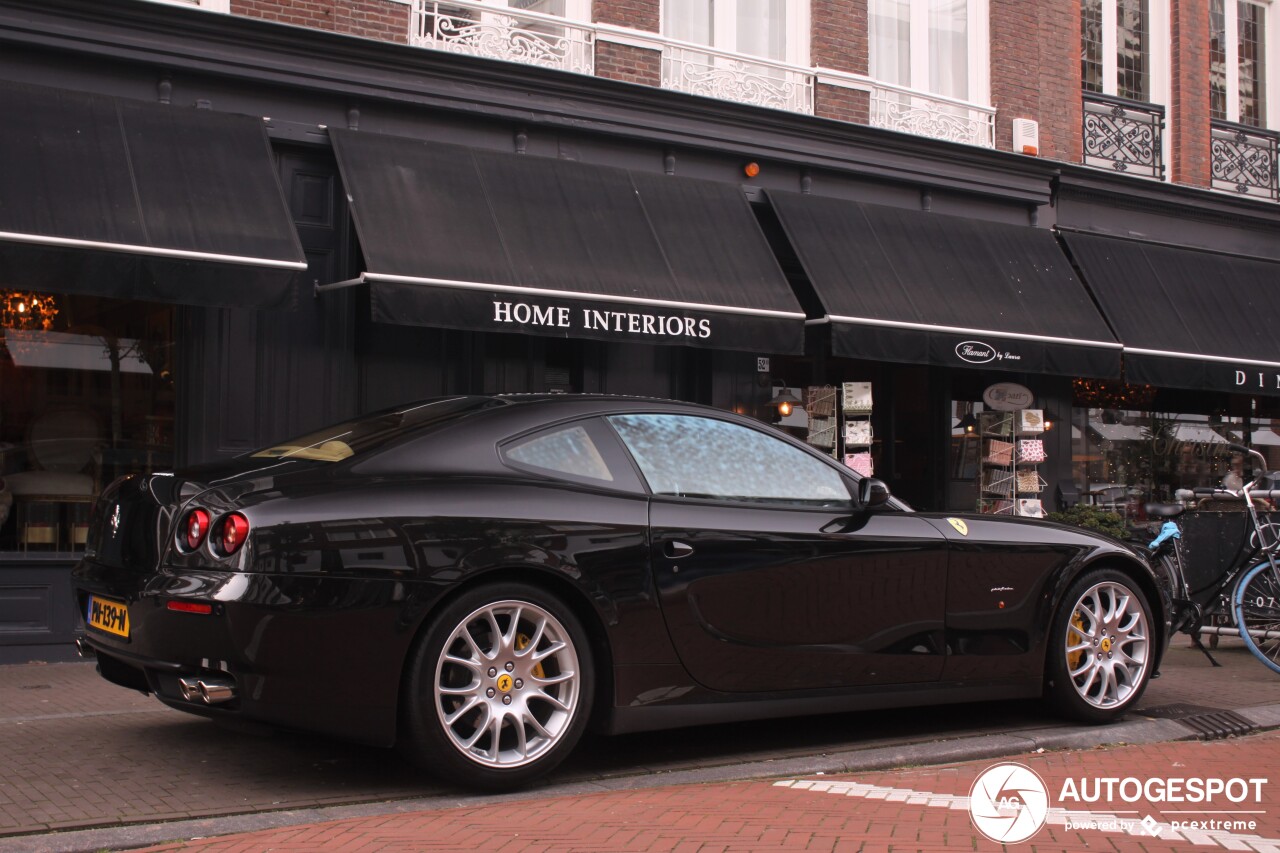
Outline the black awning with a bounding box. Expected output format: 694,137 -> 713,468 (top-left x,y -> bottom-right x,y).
768,191 -> 1122,378
0,81 -> 306,309
1061,231 -> 1280,396
326,129 -> 805,354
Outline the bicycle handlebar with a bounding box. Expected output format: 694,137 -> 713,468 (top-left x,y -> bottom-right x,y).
1229,443 -> 1268,463
1191,488 -> 1280,501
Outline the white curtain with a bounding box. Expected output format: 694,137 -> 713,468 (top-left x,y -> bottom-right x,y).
737,0 -> 787,60
870,0 -> 911,86
509,0 -> 567,13
664,0 -> 714,44
929,0 -> 968,99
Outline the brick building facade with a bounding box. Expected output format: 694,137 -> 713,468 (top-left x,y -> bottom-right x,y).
194,0 -> 1275,195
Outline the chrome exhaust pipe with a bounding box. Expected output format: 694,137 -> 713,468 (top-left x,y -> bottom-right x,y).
179,675 -> 237,705
75,637 -> 96,659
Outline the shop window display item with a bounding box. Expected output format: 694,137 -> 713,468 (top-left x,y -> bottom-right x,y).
979,411 -> 1014,436
977,407 -> 1048,515
807,417 -> 836,449
1020,409 -> 1046,433
845,420 -> 873,446
841,384 -> 873,458
842,382 -> 874,414
1018,439 -> 1046,463
845,451 -> 874,476
983,439 -> 1013,466
804,386 -> 838,452
1017,469 -> 1046,493
1017,498 -> 1045,518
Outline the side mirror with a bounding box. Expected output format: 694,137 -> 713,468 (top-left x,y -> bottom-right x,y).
858,477 -> 892,508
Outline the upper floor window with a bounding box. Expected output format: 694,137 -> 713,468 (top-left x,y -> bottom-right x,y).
488,0 -> 589,18
143,0 -> 229,10
661,0 -> 809,65
1211,0 -> 1269,126
869,0 -> 985,101
1082,0 -> 1157,102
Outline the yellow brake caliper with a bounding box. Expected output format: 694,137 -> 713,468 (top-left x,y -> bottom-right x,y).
1067,611 -> 1086,670
516,633 -> 545,679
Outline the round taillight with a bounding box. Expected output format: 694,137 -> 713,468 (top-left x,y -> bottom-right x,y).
183,509 -> 210,551
218,513 -> 250,555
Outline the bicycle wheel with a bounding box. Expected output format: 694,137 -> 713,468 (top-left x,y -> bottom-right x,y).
1233,561 -> 1280,675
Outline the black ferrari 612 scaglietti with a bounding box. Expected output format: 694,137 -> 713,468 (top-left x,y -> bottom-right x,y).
73,394 -> 1167,790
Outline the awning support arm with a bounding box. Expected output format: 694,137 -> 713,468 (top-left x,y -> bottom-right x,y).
314,275 -> 368,296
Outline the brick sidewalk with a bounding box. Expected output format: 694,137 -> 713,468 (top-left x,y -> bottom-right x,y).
3,637 -> 1280,847
134,731 -> 1280,852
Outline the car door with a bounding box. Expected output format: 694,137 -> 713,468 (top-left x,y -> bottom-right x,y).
607,413 -> 949,694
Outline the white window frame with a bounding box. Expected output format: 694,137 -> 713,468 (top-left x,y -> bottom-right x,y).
1217,0 -> 1275,127
660,1 -> 811,66
868,0 -> 990,104
1093,0 -> 1169,106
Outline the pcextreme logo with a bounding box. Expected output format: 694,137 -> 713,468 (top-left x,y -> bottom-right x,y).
968,763 -> 1050,843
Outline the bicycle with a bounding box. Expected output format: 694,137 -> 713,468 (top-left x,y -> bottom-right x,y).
1141,444 -> 1280,674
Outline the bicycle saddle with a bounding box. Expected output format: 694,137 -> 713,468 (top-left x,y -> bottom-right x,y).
1144,502 -> 1186,518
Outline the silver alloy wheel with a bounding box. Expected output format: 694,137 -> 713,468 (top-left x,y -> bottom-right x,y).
434,599 -> 581,769
1063,581 -> 1150,708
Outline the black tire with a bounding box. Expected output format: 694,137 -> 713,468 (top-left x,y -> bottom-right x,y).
403,582 -> 594,791
1045,569 -> 1154,723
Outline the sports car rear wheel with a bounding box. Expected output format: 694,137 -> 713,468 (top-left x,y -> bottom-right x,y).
404,583 -> 593,791
1046,569 -> 1153,723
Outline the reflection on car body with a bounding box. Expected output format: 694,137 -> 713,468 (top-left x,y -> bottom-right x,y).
72,394 -> 1167,790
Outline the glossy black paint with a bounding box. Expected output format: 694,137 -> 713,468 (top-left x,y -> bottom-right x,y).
71,394 -> 1166,751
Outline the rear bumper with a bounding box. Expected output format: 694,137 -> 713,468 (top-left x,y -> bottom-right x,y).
71,559 -> 416,747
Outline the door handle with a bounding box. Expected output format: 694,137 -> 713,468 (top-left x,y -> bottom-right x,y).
664,541 -> 694,559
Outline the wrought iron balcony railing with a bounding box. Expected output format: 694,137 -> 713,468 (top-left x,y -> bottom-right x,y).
405,4 -> 994,147
410,1 -> 594,75
1082,93 -> 1165,180
868,82 -> 995,148
659,39 -> 814,115
1211,120 -> 1280,201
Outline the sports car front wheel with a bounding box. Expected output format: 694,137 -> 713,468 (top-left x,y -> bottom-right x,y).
403,583 -> 594,791
1045,569 -> 1153,723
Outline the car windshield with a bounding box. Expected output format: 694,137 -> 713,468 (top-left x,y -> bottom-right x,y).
249,397 -> 504,462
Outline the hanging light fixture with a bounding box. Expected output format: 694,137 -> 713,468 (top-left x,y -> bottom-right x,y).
771,386 -> 801,419
0,290 -> 59,331
1072,378 -> 1156,409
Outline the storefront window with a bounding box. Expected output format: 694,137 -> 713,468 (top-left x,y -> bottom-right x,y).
0,291 -> 174,555
1071,382 -> 1280,519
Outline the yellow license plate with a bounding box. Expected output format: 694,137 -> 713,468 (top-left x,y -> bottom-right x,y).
87,596 -> 129,638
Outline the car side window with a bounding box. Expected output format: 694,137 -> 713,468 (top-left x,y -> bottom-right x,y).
607,414 -> 850,505
504,423 -> 614,482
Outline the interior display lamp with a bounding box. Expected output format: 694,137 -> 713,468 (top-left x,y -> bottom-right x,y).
0,290 -> 59,331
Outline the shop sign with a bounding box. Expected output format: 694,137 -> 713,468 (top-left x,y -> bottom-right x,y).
983,382 -> 1034,412
955,340 -> 1024,366
491,300 -> 712,340
1235,368 -> 1280,392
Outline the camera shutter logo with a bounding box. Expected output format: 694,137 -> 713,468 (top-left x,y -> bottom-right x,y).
969,762 -> 1050,844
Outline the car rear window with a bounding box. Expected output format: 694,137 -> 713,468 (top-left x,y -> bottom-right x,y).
504,424 -> 615,482
250,397 -> 505,462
